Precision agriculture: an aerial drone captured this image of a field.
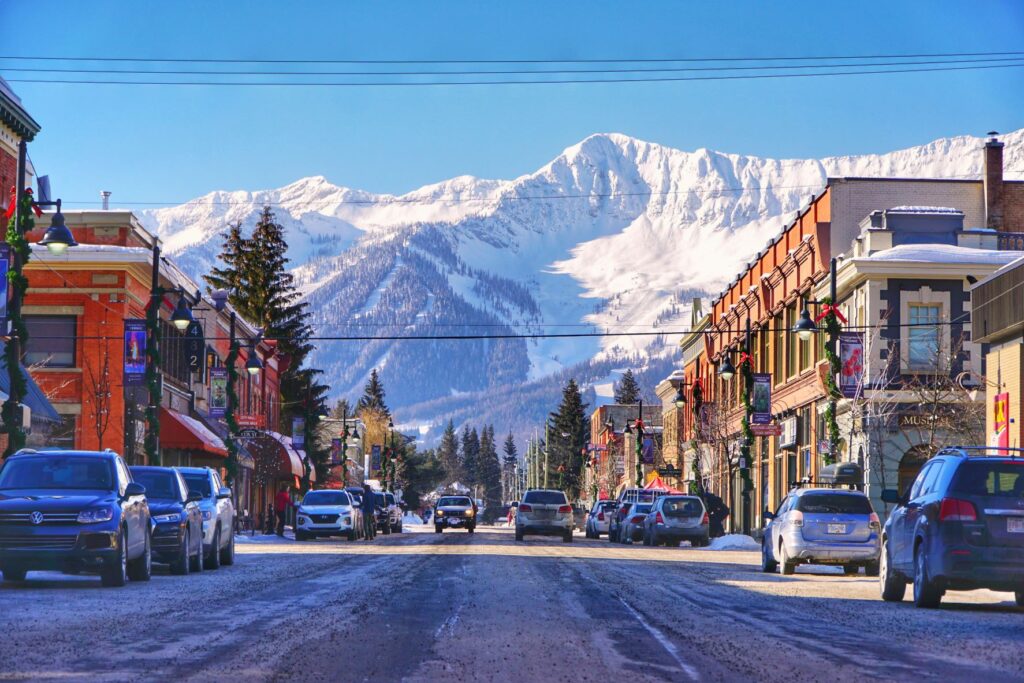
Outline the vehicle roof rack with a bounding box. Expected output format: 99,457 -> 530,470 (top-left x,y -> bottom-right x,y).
788,480 -> 864,491
936,446 -> 1024,459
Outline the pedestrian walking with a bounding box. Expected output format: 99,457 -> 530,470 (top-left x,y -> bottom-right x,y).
362,483 -> 377,540
275,484 -> 291,537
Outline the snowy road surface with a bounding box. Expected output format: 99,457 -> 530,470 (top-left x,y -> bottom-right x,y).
2,525 -> 1023,682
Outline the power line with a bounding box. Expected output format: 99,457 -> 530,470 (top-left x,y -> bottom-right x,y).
2,49 -> 1022,64
8,61 -> 1024,87
6,55 -> 1023,77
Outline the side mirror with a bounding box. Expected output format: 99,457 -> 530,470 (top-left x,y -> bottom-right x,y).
187,491 -> 203,503
881,489 -> 901,505
124,482 -> 146,498
217,486 -> 232,500
763,511 -> 775,521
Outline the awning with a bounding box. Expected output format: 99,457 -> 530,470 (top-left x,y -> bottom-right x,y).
0,343 -> 61,424
160,408 -> 228,457
644,476 -> 683,494
266,431 -> 305,478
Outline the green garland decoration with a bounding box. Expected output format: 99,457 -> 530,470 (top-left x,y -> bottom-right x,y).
634,430 -> 644,487
144,285 -> 164,465
739,358 -> 754,494
689,438 -> 701,495
821,297 -> 842,467
2,191 -> 35,455
224,343 -> 240,487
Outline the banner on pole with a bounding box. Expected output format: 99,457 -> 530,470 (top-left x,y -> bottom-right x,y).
371,444 -> 382,472
331,438 -> 343,465
209,368 -> 228,417
751,373 -> 771,424
123,319 -> 147,386
641,437 -> 654,464
292,417 -> 306,448
838,332 -> 865,399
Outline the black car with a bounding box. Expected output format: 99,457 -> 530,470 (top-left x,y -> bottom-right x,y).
0,449 -> 152,587
434,495 -> 476,533
879,447 -> 1024,608
130,466 -> 204,575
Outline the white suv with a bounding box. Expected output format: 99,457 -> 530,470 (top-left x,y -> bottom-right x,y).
515,489 -> 573,543
295,489 -> 360,541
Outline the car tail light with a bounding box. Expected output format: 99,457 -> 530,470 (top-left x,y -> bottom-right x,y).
631,515 -> 645,524
655,511 -> 664,524
702,511 -> 709,525
791,510 -> 804,527
558,505 -> 572,513
939,498 -> 977,522
597,512 -> 605,521
869,512 -> 881,531
518,504 -> 533,513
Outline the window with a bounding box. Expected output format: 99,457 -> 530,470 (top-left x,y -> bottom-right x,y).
907,304 -> 941,369
24,315 -> 77,367
159,320 -> 191,386
773,313 -> 784,386
908,462 -> 934,500
951,461 -> 1024,497
919,461 -> 944,496
786,305 -> 798,377
521,490 -> 567,505
796,493 -> 873,514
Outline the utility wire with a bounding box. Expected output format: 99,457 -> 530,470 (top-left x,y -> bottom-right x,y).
9,61 -> 1024,87
2,49 -> 1022,64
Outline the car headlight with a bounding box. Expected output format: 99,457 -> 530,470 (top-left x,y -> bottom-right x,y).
465,510 -> 475,517
343,517 -> 351,525
153,513 -> 182,523
78,507 -> 115,524
436,510 -> 444,516
202,510 -> 213,521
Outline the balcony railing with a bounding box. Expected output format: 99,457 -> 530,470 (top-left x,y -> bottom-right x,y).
997,232 -> 1024,251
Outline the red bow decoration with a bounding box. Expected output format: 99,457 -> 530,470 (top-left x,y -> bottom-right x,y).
737,352 -> 753,366
4,186 -> 43,220
635,418 -> 645,430
815,304 -> 847,324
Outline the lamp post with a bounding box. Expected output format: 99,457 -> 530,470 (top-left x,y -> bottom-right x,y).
143,245 -> 163,465
3,160 -> 78,457
717,316 -> 754,535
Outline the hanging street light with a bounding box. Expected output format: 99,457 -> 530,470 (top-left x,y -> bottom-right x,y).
673,383 -> 687,408
792,304 -> 818,341
37,199 -> 78,254
245,351 -> 263,376
170,292 -> 195,332
717,354 -> 737,381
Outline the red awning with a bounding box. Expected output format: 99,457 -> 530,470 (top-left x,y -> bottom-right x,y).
644,476 -> 684,494
160,408 -> 228,458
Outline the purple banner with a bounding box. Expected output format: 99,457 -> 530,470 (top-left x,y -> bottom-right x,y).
641,437 -> 654,464
751,373 -> 771,424
209,368 -> 228,417
838,332 -> 865,399
123,319 -> 147,386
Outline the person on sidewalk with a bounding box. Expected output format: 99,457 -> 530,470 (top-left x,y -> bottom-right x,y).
275,484 -> 291,537
362,483 -> 377,540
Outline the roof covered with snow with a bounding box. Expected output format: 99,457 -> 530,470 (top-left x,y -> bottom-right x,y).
888,206 -> 962,214
861,244 -> 1024,265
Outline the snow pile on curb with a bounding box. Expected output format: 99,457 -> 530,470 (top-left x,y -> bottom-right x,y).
707,534 -> 760,551
403,512 -> 425,525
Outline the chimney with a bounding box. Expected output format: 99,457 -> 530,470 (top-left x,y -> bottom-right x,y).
100,190 -> 111,210
983,131 -> 1004,231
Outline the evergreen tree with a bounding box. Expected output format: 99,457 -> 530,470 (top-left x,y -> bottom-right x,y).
396,447 -> 445,510
204,221 -> 249,299
357,369 -> 390,416
479,425 -> 503,517
438,419 -> 461,483
548,379 -> 589,500
461,427 -> 481,492
331,398 -> 351,420
614,369 -> 641,405
502,430 -> 518,502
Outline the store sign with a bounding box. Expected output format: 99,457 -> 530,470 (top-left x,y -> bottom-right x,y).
292,417 -> 306,448
993,392 -> 1010,451
209,368 -> 228,418
123,319 -> 147,386
898,413 -> 953,429
751,423 -> 782,437
184,321 -> 205,374
838,332 -> 864,399
239,428 -> 260,439
751,373 -> 771,424
779,416 -> 798,448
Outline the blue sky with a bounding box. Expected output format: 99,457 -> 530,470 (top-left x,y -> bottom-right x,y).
3,1 -> 1023,208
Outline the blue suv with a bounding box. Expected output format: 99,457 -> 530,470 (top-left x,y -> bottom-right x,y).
0,449 -> 152,587
879,447 -> 1024,608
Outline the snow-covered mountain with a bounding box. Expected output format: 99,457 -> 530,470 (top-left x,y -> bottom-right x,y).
139,129 -> 1024,438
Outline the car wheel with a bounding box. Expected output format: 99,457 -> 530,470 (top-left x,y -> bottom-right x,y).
563,531 -> 573,543
913,543 -> 942,608
761,538 -> 778,573
843,564 -> 859,576
1015,590 -> 1024,607
220,529 -> 236,566
879,540 -> 905,602
779,541 -> 796,576
127,528 -> 152,582
515,528 -> 524,542
435,525 -> 443,534
102,528 -> 129,587
190,533 -> 204,573
206,528 -> 221,570
170,530 -> 190,575
864,560 -> 880,577
468,526 -> 475,534
348,528 -> 357,541
295,531 -> 307,542
2,568 -> 27,582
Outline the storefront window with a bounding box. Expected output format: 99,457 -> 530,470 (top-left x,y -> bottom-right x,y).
24,316 -> 77,367
908,304 -> 941,369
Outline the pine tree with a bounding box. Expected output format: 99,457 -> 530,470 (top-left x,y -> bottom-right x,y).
357,369 -> 390,416
204,221 -> 249,298
438,419 -> 461,483
331,398 -> 351,420
548,379 -> 589,500
478,425 -> 503,517
461,427 -> 481,492
614,369 -> 641,405
502,430 -> 518,502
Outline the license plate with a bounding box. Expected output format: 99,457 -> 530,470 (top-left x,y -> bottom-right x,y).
1008,518 -> 1024,534
827,524 -> 847,534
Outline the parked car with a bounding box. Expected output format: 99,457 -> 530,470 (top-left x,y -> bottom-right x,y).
385,492 -> 403,533
176,467 -> 235,569
515,489 -> 573,543
130,466 -> 204,574
0,449 -> 152,587
372,492 -> 394,535
618,503 -> 653,544
643,495 -> 709,547
608,502 -> 634,543
295,489 -> 360,541
762,488 -> 880,576
585,500 -> 618,538
434,495 -> 476,533
879,448 -> 1024,608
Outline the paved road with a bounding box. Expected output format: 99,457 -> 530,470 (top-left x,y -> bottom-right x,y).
2,526 -> 1023,682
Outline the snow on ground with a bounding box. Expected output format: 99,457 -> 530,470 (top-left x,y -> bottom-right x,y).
403,512 -> 425,525
707,534 -> 761,551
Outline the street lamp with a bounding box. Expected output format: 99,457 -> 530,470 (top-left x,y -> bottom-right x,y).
245,352 -> 263,377
37,200 -> 78,254
170,291 -> 195,331
793,304 -> 817,341
717,355 -> 737,381
673,383 -> 687,408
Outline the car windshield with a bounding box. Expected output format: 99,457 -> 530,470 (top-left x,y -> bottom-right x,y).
303,491 -> 349,506
0,456 -> 114,491
386,493 -> 396,505
951,461 -> 1024,498
662,498 -> 703,517
796,493 -> 872,514
522,491 -> 567,505
131,470 -> 178,501
181,474 -> 212,498
374,493 -> 387,506
438,497 -> 470,507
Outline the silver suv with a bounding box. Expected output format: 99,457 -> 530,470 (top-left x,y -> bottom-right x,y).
176,467 -> 235,569
515,489 -> 573,543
